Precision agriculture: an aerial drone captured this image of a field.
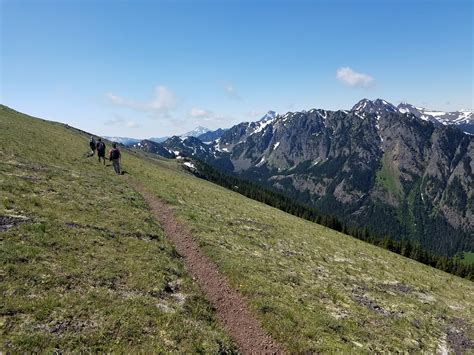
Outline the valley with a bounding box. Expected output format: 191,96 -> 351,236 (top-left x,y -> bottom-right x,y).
131,99 -> 473,258
1,105 -> 473,352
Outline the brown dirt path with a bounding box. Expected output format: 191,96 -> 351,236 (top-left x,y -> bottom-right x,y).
129,179 -> 284,354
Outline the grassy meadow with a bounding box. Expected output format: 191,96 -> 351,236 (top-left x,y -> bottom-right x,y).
0,106 -> 235,352
127,151 -> 474,353
461,252 -> 474,265
1,105 -> 473,352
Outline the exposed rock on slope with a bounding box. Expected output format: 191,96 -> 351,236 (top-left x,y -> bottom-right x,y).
133,100 -> 473,255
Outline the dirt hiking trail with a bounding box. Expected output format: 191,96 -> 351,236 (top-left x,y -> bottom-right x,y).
129,179 -> 283,354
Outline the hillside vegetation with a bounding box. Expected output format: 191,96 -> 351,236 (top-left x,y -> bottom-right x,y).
1,105 -> 473,352
0,106 -> 235,352
152,99 -> 473,257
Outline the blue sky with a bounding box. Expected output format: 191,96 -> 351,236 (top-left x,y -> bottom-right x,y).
1,0 -> 472,138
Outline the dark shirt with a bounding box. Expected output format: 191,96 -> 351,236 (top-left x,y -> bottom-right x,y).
96,141 -> 106,153
109,148 -> 121,160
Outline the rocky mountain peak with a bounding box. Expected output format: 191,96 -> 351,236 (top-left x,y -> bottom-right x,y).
181,126 -> 210,138
132,97 -> 473,256
352,98 -> 397,115
395,103 -> 473,130
259,111 -> 278,122
397,102 -> 419,114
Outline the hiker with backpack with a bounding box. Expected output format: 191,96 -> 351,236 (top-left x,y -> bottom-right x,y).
109,143 -> 121,175
96,138 -> 106,165
89,136 -> 96,156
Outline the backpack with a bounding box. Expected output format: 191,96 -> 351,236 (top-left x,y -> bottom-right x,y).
110,148 -> 120,160
97,141 -> 105,152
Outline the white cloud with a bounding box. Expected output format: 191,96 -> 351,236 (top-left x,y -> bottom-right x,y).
105,93 -> 129,106
223,83 -> 241,99
126,121 -> 139,128
188,107 -> 227,123
186,106 -> 232,125
104,114 -> 124,126
336,67 -> 375,88
148,86 -> 177,113
224,84 -> 236,94
105,85 -> 177,118
189,107 -> 213,118
104,114 -> 139,129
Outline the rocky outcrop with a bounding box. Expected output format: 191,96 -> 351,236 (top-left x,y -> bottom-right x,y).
134,99 -> 473,255
215,99 -> 473,255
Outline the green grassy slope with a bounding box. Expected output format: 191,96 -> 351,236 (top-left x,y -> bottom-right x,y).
0,106 -> 235,352
1,106 -> 473,352
127,155 -> 474,353
375,151 -> 402,197
461,252 -> 474,266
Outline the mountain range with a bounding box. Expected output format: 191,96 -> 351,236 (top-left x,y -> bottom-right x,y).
105,126 -> 228,146
397,102 -> 473,134
131,99 -> 473,257
106,104 -> 472,147
2,103 -> 473,352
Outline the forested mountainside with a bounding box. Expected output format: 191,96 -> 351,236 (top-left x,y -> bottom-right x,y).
135,99 -> 473,256
2,104 -> 473,352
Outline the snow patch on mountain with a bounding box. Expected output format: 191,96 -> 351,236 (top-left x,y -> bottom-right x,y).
252,118 -> 275,135
256,156 -> 266,167
181,126 -> 210,138
352,98 -> 397,115
183,161 -> 196,169
260,111 -> 277,121
397,103 -> 473,132
104,136 -> 141,146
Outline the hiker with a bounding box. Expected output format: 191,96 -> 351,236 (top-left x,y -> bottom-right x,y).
89,136 -> 96,156
109,143 -> 121,175
96,138 -> 106,165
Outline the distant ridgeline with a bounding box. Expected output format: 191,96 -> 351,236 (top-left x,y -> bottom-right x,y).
190,160 -> 474,281
137,99 -> 473,260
